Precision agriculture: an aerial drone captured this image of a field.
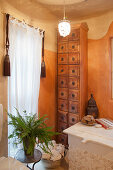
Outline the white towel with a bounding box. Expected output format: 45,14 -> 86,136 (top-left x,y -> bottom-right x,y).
0,104 -> 3,142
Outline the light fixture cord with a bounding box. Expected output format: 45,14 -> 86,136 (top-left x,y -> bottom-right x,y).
64,0 -> 65,19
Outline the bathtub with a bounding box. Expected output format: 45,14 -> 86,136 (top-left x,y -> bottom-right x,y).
64,122 -> 113,170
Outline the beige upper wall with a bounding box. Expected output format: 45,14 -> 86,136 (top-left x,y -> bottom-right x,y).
0,0 -> 57,52
72,10 -> 113,39
3,0 -> 113,51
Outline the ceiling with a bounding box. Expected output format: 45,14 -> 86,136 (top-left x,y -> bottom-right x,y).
1,0 -> 113,21
35,0 -> 86,5
34,0 -> 113,20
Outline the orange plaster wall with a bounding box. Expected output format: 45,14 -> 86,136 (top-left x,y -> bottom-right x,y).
38,49 -> 57,131
88,21 -> 113,119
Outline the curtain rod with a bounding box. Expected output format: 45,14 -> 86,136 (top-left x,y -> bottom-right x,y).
2,12 -> 45,33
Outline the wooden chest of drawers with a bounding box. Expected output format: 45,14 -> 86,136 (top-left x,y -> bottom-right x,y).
69,53 -> 80,65
57,23 -> 88,146
68,77 -> 80,89
58,111 -> 68,123
58,99 -> 68,112
69,89 -> 79,101
69,28 -> 80,41
58,54 -> 68,65
69,101 -> 80,114
58,43 -> 68,53
69,65 -> 80,77
58,76 -> 68,88
68,113 -> 80,126
57,133 -> 68,146
58,88 -> 68,99
58,65 -> 68,75
68,41 -> 80,53
58,122 -> 68,132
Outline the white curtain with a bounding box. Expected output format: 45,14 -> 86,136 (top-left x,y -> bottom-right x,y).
8,18 -> 42,157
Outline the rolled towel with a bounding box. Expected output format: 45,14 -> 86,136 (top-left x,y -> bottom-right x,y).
56,145 -> 65,156
51,140 -> 56,145
50,149 -> 62,161
42,153 -> 51,160
50,153 -> 61,161
39,141 -> 65,161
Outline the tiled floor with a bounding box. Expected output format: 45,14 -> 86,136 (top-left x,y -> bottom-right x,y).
29,158 -> 69,170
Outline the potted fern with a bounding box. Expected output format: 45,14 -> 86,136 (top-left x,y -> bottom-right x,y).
8,108 -> 58,156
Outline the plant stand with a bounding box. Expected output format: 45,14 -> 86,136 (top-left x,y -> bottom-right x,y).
15,149 -> 42,170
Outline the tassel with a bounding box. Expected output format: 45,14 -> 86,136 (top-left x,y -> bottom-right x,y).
4,54 -> 10,76
3,14 -> 10,76
41,31 -> 46,78
41,61 -> 46,77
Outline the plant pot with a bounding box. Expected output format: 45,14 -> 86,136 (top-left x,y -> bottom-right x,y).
23,137 -> 35,156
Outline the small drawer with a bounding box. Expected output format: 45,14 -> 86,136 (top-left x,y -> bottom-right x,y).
69,101 -> 80,113
58,99 -> 68,112
69,29 -> 80,41
69,53 -> 80,65
58,122 -> 68,132
69,65 -> 80,77
69,90 -> 80,101
68,41 -> 79,53
58,54 -> 68,65
58,88 -> 68,100
69,77 -> 80,89
57,133 -> 68,146
58,111 -> 68,123
58,43 -> 68,53
58,65 -> 68,75
58,34 -> 68,42
68,113 -> 80,125
58,76 -> 68,88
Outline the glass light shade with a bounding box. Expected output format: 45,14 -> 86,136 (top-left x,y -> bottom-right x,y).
58,19 -> 71,37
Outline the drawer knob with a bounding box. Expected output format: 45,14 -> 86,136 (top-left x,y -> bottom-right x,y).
72,70 -> 75,73
72,118 -> 75,122
61,92 -> 64,96
61,138 -> 64,142
72,106 -> 75,110
61,81 -> 64,84
61,46 -> 64,50
72,94 -> 75,98
72,45 -> 75,49
72,81 -> 75,85
61,57 -> 64,61
61,115 -> 64,120
72,57 -> 75,61
61,104 -> 64,107
72,33 -> 75,37
61,69 -> 64,72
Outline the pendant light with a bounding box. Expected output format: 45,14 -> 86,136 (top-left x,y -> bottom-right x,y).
58,0 -> 71,37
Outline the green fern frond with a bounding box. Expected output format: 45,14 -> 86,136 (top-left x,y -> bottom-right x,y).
8,108 -> 59,155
